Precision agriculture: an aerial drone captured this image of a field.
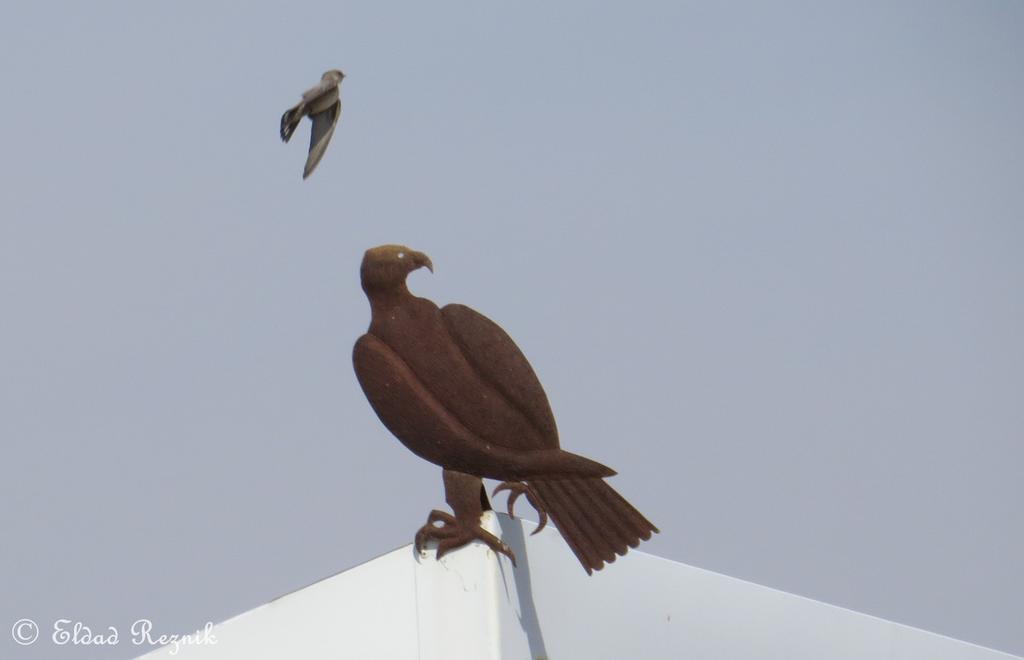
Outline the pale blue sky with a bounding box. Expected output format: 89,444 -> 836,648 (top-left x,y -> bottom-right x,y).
2,2 -> 1022,658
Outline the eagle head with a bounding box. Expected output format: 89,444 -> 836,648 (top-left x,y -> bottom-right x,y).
360,244 -> 433,292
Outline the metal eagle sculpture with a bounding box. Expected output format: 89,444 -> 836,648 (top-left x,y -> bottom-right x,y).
353,245 -> 657,573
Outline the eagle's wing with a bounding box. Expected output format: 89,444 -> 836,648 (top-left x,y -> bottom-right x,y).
354,333 -> 490,468
354,331 -> 599,477
303,99 -> 341,179
440,303 -> 559,446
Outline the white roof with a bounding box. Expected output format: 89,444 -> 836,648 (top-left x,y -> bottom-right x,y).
138,512 -> 1019,659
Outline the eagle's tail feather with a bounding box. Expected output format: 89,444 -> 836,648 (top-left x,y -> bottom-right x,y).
529,478 -> 657,574
531,480 -> 601,570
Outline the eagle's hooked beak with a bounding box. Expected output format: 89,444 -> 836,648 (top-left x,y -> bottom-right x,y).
411,251 -> 433,273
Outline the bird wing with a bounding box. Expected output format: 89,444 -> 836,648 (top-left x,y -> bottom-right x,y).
354,333 -> 493,469
303,99 -> 341,179
440,303 -> 560,446
300,77 -> 339,104
355,330 -> 603,479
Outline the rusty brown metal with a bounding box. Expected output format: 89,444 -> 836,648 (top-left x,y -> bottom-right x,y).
353,245 -> 658,573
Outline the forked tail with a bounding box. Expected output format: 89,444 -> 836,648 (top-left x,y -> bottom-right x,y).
529,478 -> 658,574
280,105 -> 303,142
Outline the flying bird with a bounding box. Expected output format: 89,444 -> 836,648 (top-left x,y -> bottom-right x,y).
352,245 -> 658,574
280,69 -> 345,179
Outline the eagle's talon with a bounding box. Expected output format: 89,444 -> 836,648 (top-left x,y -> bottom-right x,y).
413,510 -> 517,566
414,510 -> 459,553
492,481 -> 549,534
